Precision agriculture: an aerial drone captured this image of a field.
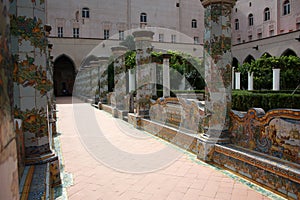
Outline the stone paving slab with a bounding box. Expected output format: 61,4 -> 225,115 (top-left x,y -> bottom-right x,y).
55,97 -> 285,200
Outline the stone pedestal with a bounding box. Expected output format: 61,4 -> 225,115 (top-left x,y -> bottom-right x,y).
132,30 -> 155,116
199,0 -> 236,161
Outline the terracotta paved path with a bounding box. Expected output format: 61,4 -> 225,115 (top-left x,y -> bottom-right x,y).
56,97 -> 277,200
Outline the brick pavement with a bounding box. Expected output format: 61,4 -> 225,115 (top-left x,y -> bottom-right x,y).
55,97 -> 281,200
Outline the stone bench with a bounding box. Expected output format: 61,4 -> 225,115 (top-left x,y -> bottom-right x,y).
213,144 -> 300,199
217,108 -> 300,199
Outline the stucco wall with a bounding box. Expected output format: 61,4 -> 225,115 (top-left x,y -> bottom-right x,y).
46,0 -> 203,41
232,0 -> 300,45
232,30 -> 300,63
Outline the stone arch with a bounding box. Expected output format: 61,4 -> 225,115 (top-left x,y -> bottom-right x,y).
243,55 -> 255,64
241,55 -> 255,90
281,48 -> 297,57
232,57 -> 239,68
261,52 -> 272,58
53,54 -> 76,96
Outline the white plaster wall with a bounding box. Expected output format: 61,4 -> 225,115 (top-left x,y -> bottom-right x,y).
232,30 -> 300,64
232,0 -> 300,45
46,0 -> 203,41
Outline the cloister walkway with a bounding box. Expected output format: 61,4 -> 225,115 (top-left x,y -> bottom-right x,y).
54,97 -> 280,200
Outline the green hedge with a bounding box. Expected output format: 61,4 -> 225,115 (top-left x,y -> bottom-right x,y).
244,90 -> 300,94
155,89 -> 300,111
232,90 -> 300,111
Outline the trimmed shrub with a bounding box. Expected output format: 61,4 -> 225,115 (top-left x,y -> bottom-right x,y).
232,90 -> 300,111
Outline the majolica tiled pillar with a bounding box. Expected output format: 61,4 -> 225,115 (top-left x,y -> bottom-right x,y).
111,46 -> 128,112
132,30 -> 155,116
98,57 -> 109,103
198,0 -> 236,161
163,54 -> 171,97
9,0 -> 61,189
90,60 -> 101,103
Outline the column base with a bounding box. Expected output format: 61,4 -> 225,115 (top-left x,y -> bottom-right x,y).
112,108 -> 129,120
112,108 -> 118,118
127,114 -> 142,129
197,130 -> 230,162
137,109 -> 149,117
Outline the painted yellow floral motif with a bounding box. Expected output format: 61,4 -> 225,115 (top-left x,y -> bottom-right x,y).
13,55 -> 52,95
10,15 -> 48,52
14,107 -> 48,137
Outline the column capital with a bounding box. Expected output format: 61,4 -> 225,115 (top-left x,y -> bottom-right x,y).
132,30 -> 154,41
200,0 -> 237,8
111,46 -> 128,56
97,56 -> 109,64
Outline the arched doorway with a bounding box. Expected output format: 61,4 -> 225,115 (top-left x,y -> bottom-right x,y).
232,57 -> 239,68
240,55 -> 255,90
53,55 -> 76,96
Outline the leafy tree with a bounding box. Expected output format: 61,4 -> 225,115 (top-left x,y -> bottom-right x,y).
124,51 -> 136,71
238,55 -> 300,90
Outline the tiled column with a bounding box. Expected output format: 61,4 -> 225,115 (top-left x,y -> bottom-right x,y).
82,64 -> 93,99
132,30 -> 155,116
90,60 -> 101,103
163,54 -> 171,97
98,57 -> 109,103
198,0 -> 236,161
82,66 -> 91,99
128,68 -> 136,113
111,46 -> 128,112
